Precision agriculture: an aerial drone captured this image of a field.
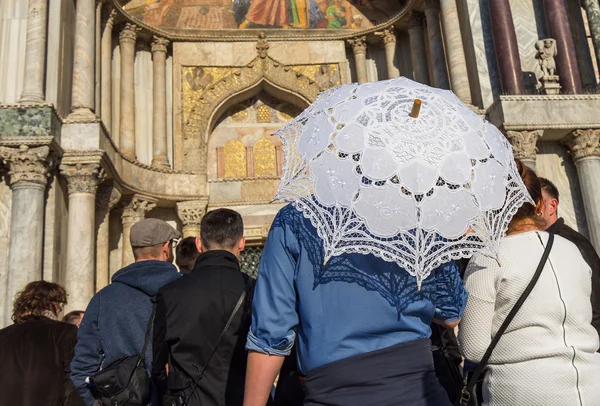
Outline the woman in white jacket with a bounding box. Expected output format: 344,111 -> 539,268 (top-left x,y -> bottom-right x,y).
459,160 -> 600,406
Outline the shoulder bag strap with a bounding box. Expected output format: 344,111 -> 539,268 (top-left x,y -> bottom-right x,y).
466,232 -> 554,393
140,301 -> 157,361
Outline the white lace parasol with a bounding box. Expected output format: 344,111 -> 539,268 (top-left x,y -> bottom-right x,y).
275,77 -> 532,286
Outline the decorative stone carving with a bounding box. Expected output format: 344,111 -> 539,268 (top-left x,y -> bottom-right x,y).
347,36 -> 367,55
256,32 -> 269,59
119,23 -> 140,44
536,39 -> 561,95
95,183 -> 122,211
506,130 -> 543,162
151,36 -> 169,54
562,129 -> 600,161
375,26 -> 397,44
176,199 -> 209,237
61,163 -> 105,195
122,196 -> 157,224
0,145 -> 51,187
315,64 -> 341,91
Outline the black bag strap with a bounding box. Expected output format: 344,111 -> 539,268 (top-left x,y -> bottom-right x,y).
140,301 -> 157,361
184,282 -> 250,403
465,232 -> 554,394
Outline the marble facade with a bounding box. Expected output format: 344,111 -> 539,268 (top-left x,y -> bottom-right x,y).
0,0 -> 599,324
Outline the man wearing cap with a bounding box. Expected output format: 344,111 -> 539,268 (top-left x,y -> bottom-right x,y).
71,218 -> 182,406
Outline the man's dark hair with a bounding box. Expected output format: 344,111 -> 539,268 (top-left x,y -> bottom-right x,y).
539,177 -> 559,202
62,310 -> 85,324
200,208 -> 244,250
176,237 -> 200,270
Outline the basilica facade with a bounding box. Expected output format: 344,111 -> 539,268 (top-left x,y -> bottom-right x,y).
0,0 -> 599,326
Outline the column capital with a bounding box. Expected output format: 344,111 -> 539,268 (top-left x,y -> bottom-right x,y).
104,7 -> 118,29
61,163 -> 105,195
506,130 -> 543,162
375,26 -> 396,45
0,145 -> 53,187
407,12 -> 425,29
424,0 -> 441,10
347,36 -> 367,55
95,183 -> 122,211
176,199 -> 210,229
562,129 -> 600,161
119,23 -> 140,44
151,36 -> 170,54
122,196 -> 157,224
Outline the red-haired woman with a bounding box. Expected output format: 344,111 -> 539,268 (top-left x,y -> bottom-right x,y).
0,281 -> 82,406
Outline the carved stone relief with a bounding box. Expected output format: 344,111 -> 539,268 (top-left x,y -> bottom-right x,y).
506,130 -> 544,161
562,129 -> 600,161
0,145 -> 53,187
122,196 -> 157,224
61,163 -> 106,195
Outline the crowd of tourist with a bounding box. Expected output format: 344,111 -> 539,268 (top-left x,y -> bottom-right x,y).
1,161 -> 599,406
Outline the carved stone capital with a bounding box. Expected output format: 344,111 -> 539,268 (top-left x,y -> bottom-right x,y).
424,0 -> 440,10
151,36 -> 169,54
348,36 -> 367,55
375,26 -> 397,45
96,183 -> 122,212
562,129 -> 600,161
256,32 -> 269,59
119,23 -> 140,44
104,7 -> 117,29
122,196 -> 157,224
0,145 -> 52,187
506,130 -> 543,161
407,12 -> 425,30
61,163 -> 106,195
176,199 -> 209,228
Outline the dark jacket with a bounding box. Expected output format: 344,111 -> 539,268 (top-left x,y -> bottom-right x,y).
152,250 -> 252,406
0,317 -> 83,406
71,260 -> 181,405
547,218 -> 600,340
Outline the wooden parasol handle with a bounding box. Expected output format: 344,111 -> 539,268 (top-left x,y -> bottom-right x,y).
410,99 -> 422,118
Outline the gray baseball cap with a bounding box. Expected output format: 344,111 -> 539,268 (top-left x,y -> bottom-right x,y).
130,218 -> 182,248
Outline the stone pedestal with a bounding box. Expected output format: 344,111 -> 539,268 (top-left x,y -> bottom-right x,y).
375,27 -> 400,79
0,146 -> 52,324
540,75 -> 561,95
68,0 -> 97,121
119,24 -> 139,159
151,37 -> 171,169
348,37 -> 368,83
407,13 -> 430,85
563,130 -> 600,250
424,0 -> 450,89
101,9 -> 117,132
95,184 -> 121,290
176,199 -> 209,238
19,0 -> 48,104
121,197 -> 156,267
506,130 -> 544,171
61,162 -> 105,312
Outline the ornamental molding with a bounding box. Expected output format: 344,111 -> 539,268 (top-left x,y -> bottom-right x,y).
506,130 -> 543,161
562,129 -> 600,160
122,195 -> 157,223
499,94 -> 600,102
61,163 -> 106,195
0,145 -> 52,187
176,198 -> 210,227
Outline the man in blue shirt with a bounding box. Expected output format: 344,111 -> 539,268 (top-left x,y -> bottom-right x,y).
244,204 -> 468,406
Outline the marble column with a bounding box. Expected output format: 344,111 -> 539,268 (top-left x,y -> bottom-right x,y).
176,199 -> 209,238
488,0 -> 525,95
439,0 -> 472,103
582,0 -> 600,74
68,0 -> 97,120
19,0 -> 49,104
544,0 -> 583,94
151,36 -> 170,169
0,146 -> 51,324
95,184 -> 121,290
348,37 -> 368,83
506,130 -> 544,171
408,13 -> 430,85
61,163 -> 105,312
563,130 -> 600,251
95,2 -> 102,115
376,27 -> 400,79
101,9 -> 117,132
119,24 -> 139,159
424,0 -> 450,89
121,197 -> 156,267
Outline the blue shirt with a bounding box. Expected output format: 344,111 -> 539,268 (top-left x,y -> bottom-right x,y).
246,204 -> 468,374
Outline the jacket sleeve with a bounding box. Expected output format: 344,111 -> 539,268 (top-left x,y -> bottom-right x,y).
70,294 -> 103,406
151,292 -> 168,385
60,325 -> 84,406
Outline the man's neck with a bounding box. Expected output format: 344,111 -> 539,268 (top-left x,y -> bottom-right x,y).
546,216 -> 559,229
202,248 -> 240,259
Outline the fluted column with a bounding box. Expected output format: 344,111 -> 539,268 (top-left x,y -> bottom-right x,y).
543,0 -> 582,94
506,130 -> 543,171
121,197 -> 156,267
151,36 -> 170,169
0,146 -> 52,324
583,0 -> 600,72
68,0 -> 97,120
408,13 -> 430,85
101,9 -> 117,131
488,0 -> 525,94
376,27 -> 400,79
424,0 -> 450,89
119,24 -> 139,159
439,0 -> 472,103
563,130 -> 600,250
61,162 -> 105,311
95,184 -> 121,290
19,0 -> 49,104
176,199 -> 209,238
348,37 -> 368,83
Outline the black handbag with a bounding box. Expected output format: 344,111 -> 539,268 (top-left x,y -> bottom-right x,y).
89,303 -> 157,406
457,233 -> 554,406
431,324 -> 463,404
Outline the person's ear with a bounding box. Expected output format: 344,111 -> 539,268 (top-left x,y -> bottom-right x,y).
238,237 -> 246,253
550,198 -> 559,216
195,237 -> 203,253
162,240 -> 171,260
535,198 -> 545,216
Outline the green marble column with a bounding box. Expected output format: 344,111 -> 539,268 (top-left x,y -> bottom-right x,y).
583,0 -> 600,73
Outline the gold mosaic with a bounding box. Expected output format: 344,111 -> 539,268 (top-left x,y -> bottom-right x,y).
254,138 -> 277,177
223,140 -> 247,178
257,105 -> 272,123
